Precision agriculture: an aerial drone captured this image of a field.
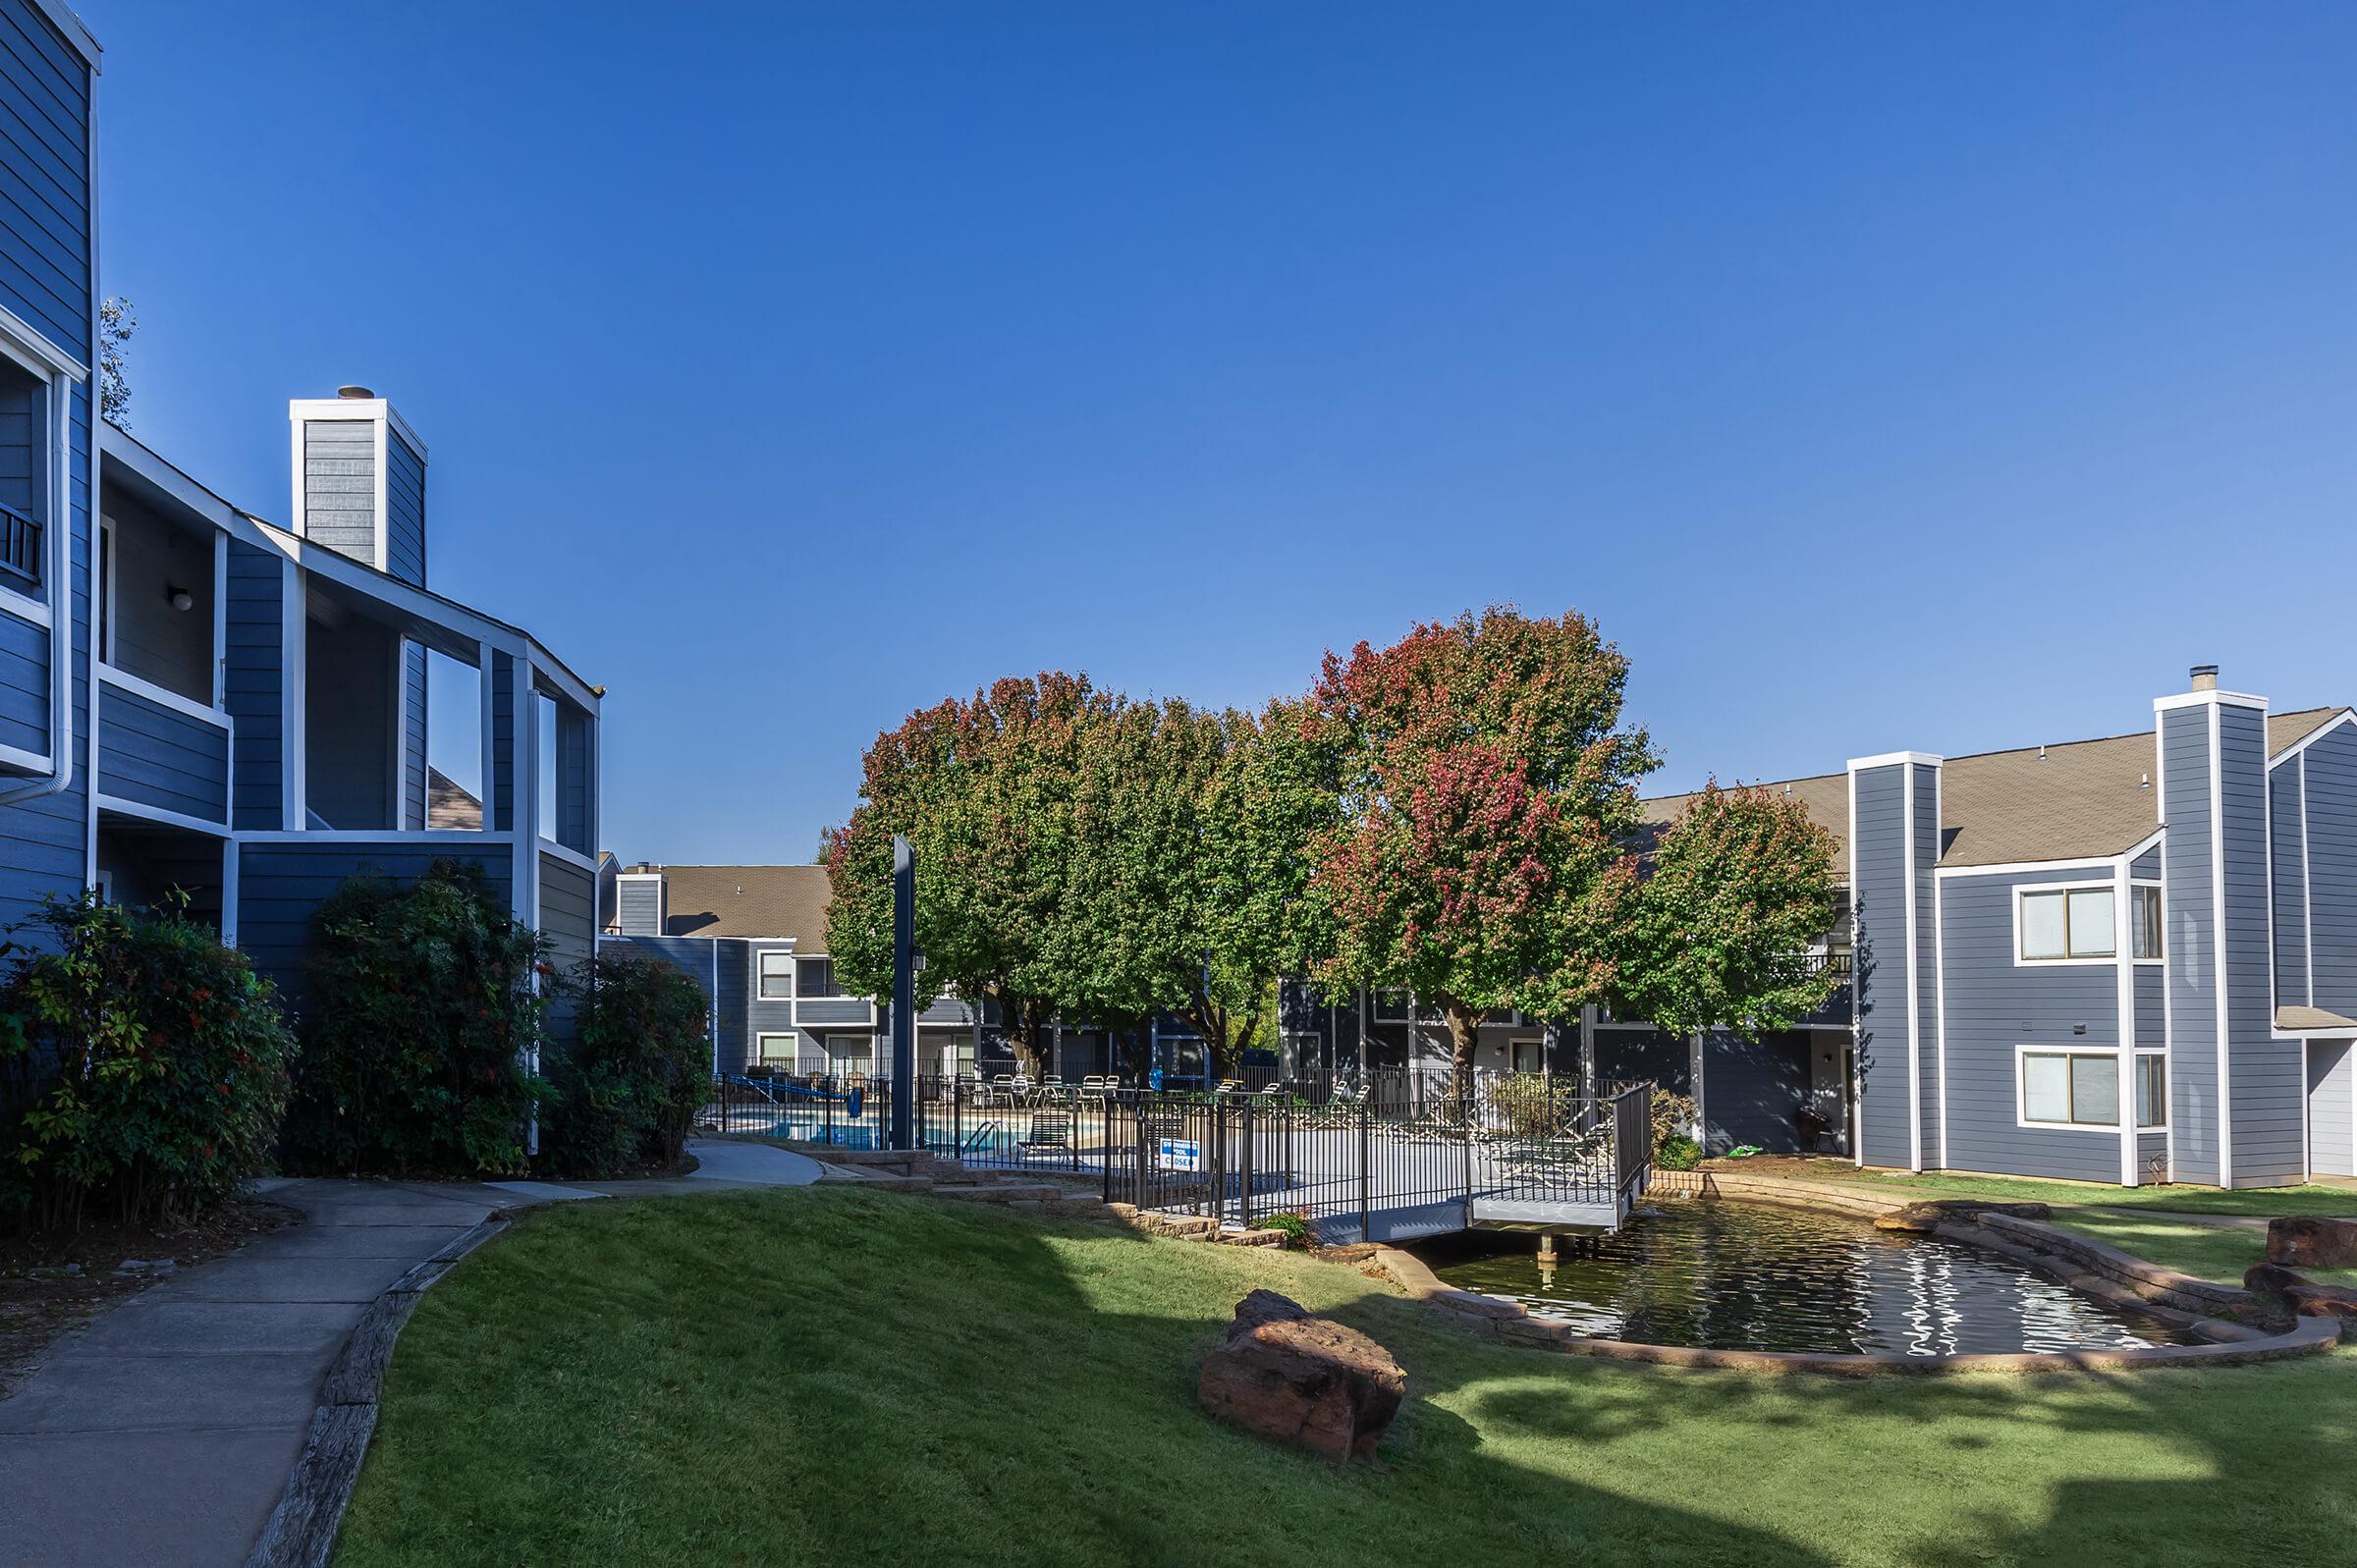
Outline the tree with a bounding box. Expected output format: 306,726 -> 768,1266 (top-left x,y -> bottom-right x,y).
1307,607 -> 1659,1088
97,297 -> 136,427
1615,781 -> 1841,1041
825,674 -> 1109,1077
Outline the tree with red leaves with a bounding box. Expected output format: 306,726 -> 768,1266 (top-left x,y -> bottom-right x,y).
1307,607 -> 1660,1088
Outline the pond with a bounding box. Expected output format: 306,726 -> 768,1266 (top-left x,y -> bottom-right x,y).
1423,1198 -> 2211,1356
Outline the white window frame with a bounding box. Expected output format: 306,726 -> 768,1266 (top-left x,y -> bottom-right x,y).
755,1031 -> 795,1064
0,300 -> 82,630
2130,881 -> 2165,964
2012,882 -> 2120,966
2015,1044 -> 2167,1132
756,949 -> 794,1000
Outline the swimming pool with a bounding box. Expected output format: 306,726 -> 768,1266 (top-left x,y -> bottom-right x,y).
1423,1198 -> 2210,1356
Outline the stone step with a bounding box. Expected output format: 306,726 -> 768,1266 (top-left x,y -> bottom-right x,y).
933,1183 -> 1067,1205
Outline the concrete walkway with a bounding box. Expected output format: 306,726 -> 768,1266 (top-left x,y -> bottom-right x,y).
0,1139 -> 820,1568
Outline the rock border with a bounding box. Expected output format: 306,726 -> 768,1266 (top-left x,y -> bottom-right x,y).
241,1212 -> 513,1568
1372,1175 -> 2344,1376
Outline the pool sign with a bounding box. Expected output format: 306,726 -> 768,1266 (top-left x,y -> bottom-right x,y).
1157,1137 -> 1201,1171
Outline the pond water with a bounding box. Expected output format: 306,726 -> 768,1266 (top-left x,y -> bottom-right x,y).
1425,1198 -> 2210,1356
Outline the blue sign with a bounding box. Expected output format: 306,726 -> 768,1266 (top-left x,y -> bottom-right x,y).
1157,1137 -> 1201,1171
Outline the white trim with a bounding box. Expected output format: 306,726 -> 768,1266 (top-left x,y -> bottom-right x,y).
235,829 -> 517,844
512,652 -> 538,929
1935,854 -> 2135,880
0,738 -> 52,773
371,416 -> 390,573
98,663 -> 230,728
0,297 -> 88,383
2122,827 -> 2164,861
756,947 -> 795,1000
287,397 -> 429,464
476,639 -> 496,831
2155,688 -> 2268,714
221,837 -> 239,946
754,1031 -> 796,1064
1848,767 -> 1862,1167
96,513 -> 114,662
94,793 -> 231,838
1902,762 -> 1922,1172
1933,761 -> 1947,1168
0,581 -> 52,629
2129,881 -> 2165,964
2114,857 -> 2138,1186
2210,699 -> 2233,1188
2010,880 -> 2120,966
536,839 -> 597,876
2302,751 -> 2316,1006
211,530 -> 228,708
27,0 -> 102,72
2155,723 -> 2174,1182
1847,750 -> 1945,771
282,560 -> 304,830
2266,710 -> 2357,771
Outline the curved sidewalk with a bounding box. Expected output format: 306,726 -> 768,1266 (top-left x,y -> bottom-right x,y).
0,1139 -> 819,1568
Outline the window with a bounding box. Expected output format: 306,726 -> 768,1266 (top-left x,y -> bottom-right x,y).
799,957 -> 839,998
2132,886 -> 2163,961
0,357 -> 50,598
1372,990 -> 1409,1022
2018,887 -> 2115,961
757,950 -> 793,1000
756,1032 -> 795,1064
825,1037 -> 873,1077
2136,1054 -> 2167,1129
2019,1048 -> 2166,1130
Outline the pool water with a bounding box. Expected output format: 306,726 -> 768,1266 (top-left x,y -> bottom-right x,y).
1425,1198 -> 2210,1356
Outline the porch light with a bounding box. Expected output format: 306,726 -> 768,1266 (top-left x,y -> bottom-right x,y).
165,584 -> 193,612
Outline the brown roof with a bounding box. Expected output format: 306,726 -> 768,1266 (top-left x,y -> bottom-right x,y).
426,767 -> 481,831
1641,706 -> 2351,873
2277,1004 -> 2357,1034
644,864 -> 834,945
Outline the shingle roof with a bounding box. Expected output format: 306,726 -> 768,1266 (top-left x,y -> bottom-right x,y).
639,864 -> 835,945
426,767 -> 481,831
2277,1003 -> 2357,1034
1641,706 -> 2352,873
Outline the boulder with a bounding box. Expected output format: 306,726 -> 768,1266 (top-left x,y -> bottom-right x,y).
1198,1290 -> 1404,1466
1873,1200 -> 2052,1234
2281,1283 -> 2357,1328
2244,1262 -> 2311,1297
2265,1217 -> 2357,1270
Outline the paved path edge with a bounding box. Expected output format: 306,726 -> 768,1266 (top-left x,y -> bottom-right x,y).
240,1211 -> 515,1568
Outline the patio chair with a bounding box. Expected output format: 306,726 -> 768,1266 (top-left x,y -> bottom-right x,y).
1021,1111 -> 1074,1159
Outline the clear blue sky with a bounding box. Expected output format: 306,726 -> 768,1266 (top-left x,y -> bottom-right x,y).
78,1 -> 2357,863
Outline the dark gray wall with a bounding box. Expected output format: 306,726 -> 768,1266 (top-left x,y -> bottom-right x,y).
538,850 -> 595,1048
237,841 -> 513,1022
97,682 -> 228,824
301,419 -> 375,564
222,540 -> 283,830
101,488 -> 213,702
2220,702 -> 2300,1186
2301,723 -> 2357,1018
303,612 -> 397,831
384,426 -> 425,586
2162,703 -> 2221,1183
1700,1031 -> 1810,1153
1850,764 -> 1916,1167
401,642 -> 426,830
2272,758 -> 2308,1006
1938,865 -> 2123,1182
2311,1041 -> 2353,1180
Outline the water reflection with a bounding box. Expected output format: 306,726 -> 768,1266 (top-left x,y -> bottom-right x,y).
1424,1199 -> 2207,1355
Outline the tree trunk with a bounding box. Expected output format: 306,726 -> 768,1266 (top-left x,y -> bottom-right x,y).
1441,1000 -> 1482,1100
996,990 -> 1051,1079
1183,987 -> 1238,1082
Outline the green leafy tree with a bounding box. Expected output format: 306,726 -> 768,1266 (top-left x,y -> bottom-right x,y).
98,296 -> 136,426
826,674 -> 1109,1077
1308,607 -> 1659,1089
541,950 -> 714,1175
1616,781 -> 1841,1041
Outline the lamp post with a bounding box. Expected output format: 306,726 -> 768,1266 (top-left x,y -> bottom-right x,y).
890,834 -> 916,1150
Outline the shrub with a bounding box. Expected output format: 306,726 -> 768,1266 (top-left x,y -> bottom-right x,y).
280,860 -> 549,1179
1656,1134 -> 1704,1171
0,894 -> 295,1232
540,951 -> 713,1176
1251,1210 -> 1315,1249
1491,1072 -> 1583,1139
1648,1089 -> 1699,1157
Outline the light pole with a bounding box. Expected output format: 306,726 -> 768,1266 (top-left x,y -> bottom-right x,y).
890,834 -> 917,1150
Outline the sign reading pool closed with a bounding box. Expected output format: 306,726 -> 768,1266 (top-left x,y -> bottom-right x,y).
1157,1137 -> 1201,1171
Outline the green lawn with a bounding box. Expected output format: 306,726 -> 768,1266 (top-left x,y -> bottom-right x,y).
1757,1161 -> 2357,1217
338,1187 -> 2357,1568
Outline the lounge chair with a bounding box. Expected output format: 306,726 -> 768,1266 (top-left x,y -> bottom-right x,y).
1021,1111 -> 1074,1159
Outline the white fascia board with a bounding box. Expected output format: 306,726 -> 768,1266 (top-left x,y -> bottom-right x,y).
1846,751 -> 1945,772
2155,690 -> 2269,714
2268,710 -> 2357,770
2122,828 -> 2165,861
526,647 -> 601,714
0,297 -> 87,382
1935,854 -> 2132,880
287,397 -> 430,467
28,0 -> 101,72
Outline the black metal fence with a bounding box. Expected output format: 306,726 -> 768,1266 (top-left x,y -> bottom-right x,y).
700,1069 -> 1652,1244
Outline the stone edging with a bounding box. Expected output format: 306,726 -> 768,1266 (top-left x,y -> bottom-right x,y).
1371,1178 -> 2344,1376
241,1212 -> 513,1568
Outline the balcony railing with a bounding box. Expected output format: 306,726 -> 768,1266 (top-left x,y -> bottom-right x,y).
0,502 -> 41,591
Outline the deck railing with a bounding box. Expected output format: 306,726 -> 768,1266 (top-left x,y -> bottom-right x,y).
0,502 -> 41,590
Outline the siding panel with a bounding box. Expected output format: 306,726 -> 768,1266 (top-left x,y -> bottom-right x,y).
96,681 -> 229,824
237,841 -> 512,1021
222,540 -> 284,830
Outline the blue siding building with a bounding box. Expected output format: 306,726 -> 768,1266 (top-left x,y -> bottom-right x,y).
0,3 -> 605,1046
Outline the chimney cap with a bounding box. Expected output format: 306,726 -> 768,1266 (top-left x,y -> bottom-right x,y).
2190,664 -> 2220,691
336,384 -> 375,400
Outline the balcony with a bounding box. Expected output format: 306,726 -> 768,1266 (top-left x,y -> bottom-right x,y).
1800,949 -> 1854,1026
796,997 -> 875,1028
96,669 -> 231,829
0,501 -> 40,592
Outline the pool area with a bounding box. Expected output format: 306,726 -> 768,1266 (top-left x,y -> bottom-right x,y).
1422,1197 -> 2212,1356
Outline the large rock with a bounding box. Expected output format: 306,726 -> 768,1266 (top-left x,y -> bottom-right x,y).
2281,1282 -> 2357,1328
2265,1217 -> 2357,1270
1873,1200 -> 2052,1234
2245,1261 -> 2311,1296
1197,1290 -> 1404,1466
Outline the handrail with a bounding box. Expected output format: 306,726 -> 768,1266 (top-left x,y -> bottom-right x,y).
0,501 -> 41,590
